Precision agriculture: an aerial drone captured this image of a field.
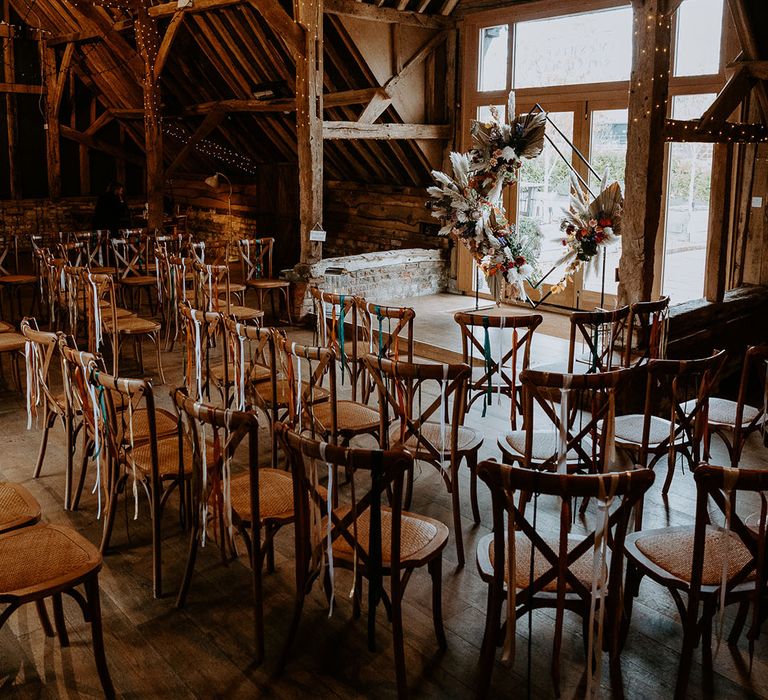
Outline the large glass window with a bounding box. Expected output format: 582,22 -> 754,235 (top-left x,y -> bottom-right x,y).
513,8 -> 632,88
662,94 -> 716,302
674,0 -> 723,77
478,25 -> 508,92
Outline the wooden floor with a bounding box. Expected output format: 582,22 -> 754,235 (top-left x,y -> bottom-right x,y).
2,316 -> 768,699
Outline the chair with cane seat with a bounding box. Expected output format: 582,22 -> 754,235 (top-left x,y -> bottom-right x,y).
0,234 -> 39,323
476,461 -> 654,698
237,237 -> 292,323
357,301 -> 415,403
0,482 -> 41,533
278,425 -> 448,697
693,344 -> 768,468
0,319 -> 24,391
83,272 -> 165,383
173,390 -> 287,663
624,463 -> 768,699
0,522 -> 115,697
612,351 -> 726,498
310,288 -> 360,398
498,367 -> 635,477
111,233 -> 157,314
454,310 -> 542,427
623,296 -> 670,367
363,354 -> 481,566
193,261 -> 264,325
534,306 -> 630,375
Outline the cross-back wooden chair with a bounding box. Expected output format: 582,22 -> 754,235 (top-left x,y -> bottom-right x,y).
21,320 -> 70,491
87,367 -> 180,598
696,344 -> 768,468
499,367 -> 635,478
179,304 -> 225,404
363,354 -> 481,567
476,461 -> 654,698
82,271 -> 165,383
192,261 -> 263,324
0,521 -> 115,697
56,240 -> 86,268
278,336 -> 379,452
612,351 -> 727,499
111,232 -> 157,313
173,389 -> 291,665
357,301 -> 415,402
0,233 -> 38,323
623,296 -> 670,367
277,424 -> 448,696
0,481 -> 41,533
71,230 -> 114,273
237,237 -> 292,323
454,311 -> 542,427
0,314 -> 24,392
625,463 -> 768,699
310,287 -> 360,398
535,306 -> 630,375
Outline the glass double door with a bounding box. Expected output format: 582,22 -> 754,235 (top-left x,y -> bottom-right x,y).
461,99 -> 628,310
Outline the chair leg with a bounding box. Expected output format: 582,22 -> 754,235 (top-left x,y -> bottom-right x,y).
428,555 -> 447,649
52,593 -> 70,647
72,435 -> 93,512
152,332 -> 166,384
151,484 -> 163,599
84,576 -> 115,699
662,452 -> 676,496
176,523 -> 200,609
450,457 -> 465,568
100,468 -> 123,554
35,599 -> 54,637
476,581 -> 502,700
391,591 -> 407,699
33,409 -> 55,478
277,589 -> 306,673
467,450 -> 481,525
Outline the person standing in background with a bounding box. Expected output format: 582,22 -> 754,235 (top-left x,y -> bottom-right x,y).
92,182 -> 132,238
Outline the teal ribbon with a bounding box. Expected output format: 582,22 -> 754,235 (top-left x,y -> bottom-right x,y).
339,295 -> 346,385
482,317 -> 493,417
90,370 -> 109,459
367,450 -> 383,652
376,306 -> 384,358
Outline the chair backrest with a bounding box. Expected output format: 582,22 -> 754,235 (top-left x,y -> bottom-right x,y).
568,305 -> 630,373
454,311 -> 542,426
56,240 -> 85,267
310,288 -> 359,397
63,265 -> 87,340
357,300 -> 415,364
192,262 -> 235,315
624,296 -> 670,367
278,423 -> 411,649
80,272 -> 118,353
20,319 -> 63,424
173,388 -> 259,544
237,237 -> 275,282
732,344 -> 768,445
111,233 -> 149,278
179,304 -> 224,402
639,350 -> 727,463
363,354 -> 470,461
519,367 -> 635,473
275,334 -> 337,438
477,459 -> 654,684
222,318 -> 277,410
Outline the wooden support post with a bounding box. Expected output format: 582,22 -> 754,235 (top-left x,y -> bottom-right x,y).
136,6 -> 165,231
704,142 -> 735,302
618,0 -> 672,306
3,0 -> 20,198
295,0 -> 322,265
41,44 -> 62,200
442,28 -> 457,170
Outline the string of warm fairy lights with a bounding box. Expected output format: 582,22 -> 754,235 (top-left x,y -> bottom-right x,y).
164,124 -> 259,175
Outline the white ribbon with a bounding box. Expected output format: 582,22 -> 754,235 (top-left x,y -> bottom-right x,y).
557,375 -> 573,474
440,364 -> 449,459
193,316 -> 203,400
292,342 -> 302,431
320,442 -> 335,618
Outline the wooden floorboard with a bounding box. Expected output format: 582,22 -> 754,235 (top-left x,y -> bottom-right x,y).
1,319 -> 768,699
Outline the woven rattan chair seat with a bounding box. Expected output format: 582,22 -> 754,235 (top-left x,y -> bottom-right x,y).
126,408 -> 177,442
254,379 -> 329,406
330,505 -> 448,566
246,278 -> 289,290
118,275 -> 156,287
227,282 -> 246,294
391,421 -> 482,453
90,266 -> 117,275
129,436 -> 214,478
0,332 -> 25,352
229,469 -> 295,523
0,482 -> 41,533
612,414 -> 678,446
80,301 -> 134,319
0,523 -> 101,598
104,315 -> 160,334
312,400 -> 379,432
210,362 -> 271,385
0,321 -> 13,333
227,304 -> 264,321
628,525 -> 755,586
682,397 -> 761,428
0,274 -> 36,285
480,531 -> 597,592
501,430 -> 592,462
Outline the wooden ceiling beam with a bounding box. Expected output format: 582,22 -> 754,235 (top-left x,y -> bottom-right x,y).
149,0 -> 245,17
85,110 -> 114,136
666,117 -> 767,142
0,82 -> 44,94
324,87 -> 380,108
154,11 -> 186,80
324,0 -> 452,29
166,108 -> 226,175
699,65 -> 754,127
51,42 -> 76,115
47,30 -> 100,46
247,0 -> 304,58
182,98 -> 297,115
323,121 -> 451,139
725,0 -> 768,123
